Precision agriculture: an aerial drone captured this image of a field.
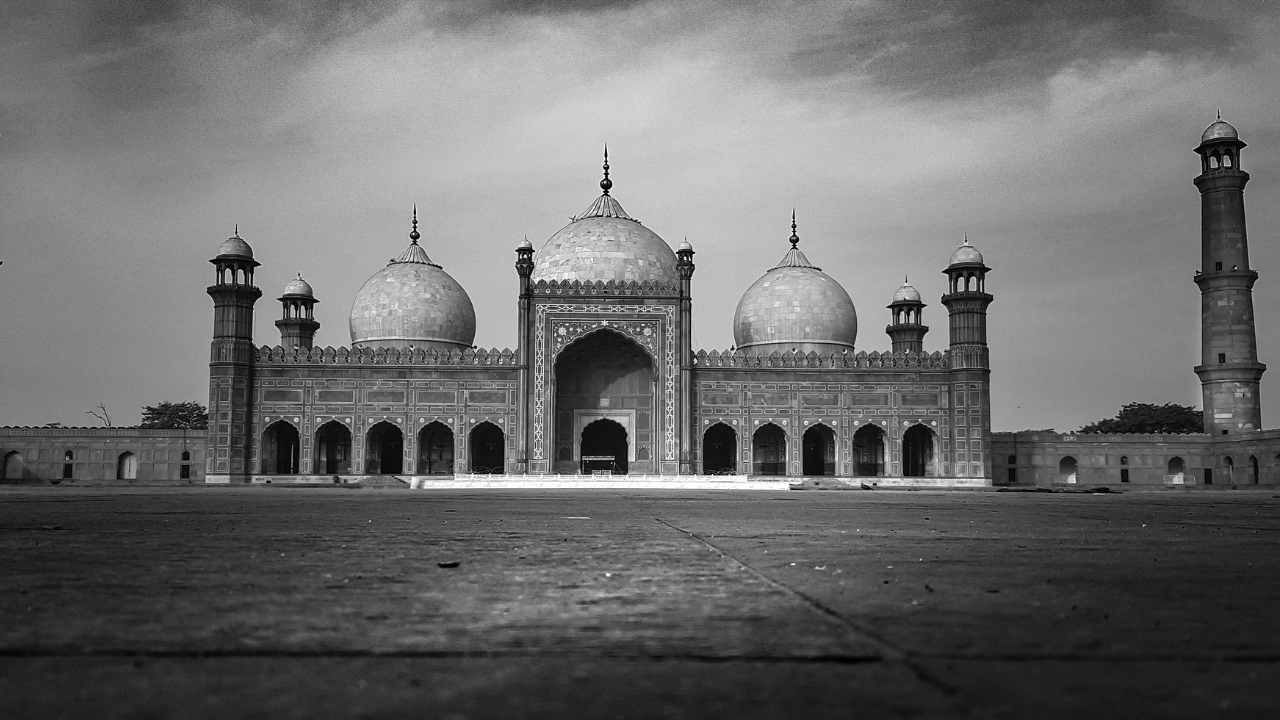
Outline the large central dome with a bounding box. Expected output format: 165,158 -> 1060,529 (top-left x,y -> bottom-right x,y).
349,210 -> 476,351
531,153 -> 678,286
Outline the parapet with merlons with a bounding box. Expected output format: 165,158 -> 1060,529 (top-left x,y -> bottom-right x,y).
254,345 -> 518,366
529,278 -> 680,297
691,349 -> 950,369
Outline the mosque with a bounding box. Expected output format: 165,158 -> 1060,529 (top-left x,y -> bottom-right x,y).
3,117 -> 1279,487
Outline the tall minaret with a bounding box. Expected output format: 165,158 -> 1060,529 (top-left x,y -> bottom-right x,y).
886,278 -> 928,353
1193,114 -> 1265,434
207,227 -> 261,484
275,274 -> 319,349
941,235 -> 993,479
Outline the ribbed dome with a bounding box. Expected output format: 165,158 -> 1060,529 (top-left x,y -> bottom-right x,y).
282,274 -> 314,298
217,231 -> 253,259
1201,119 -> 1239,143
349,218 -> 476,351
891,279 -> 921,303
530,156 -> 678,286
733,219 -> 857,354
949,235 -> 984,266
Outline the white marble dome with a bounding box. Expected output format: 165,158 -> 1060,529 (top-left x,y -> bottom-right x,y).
733,223 -> 857,355
348,224 -> 475,351
531,164 -> 678,286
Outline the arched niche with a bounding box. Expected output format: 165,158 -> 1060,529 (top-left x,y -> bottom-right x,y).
366,421 -> 404,475
802,423 -> 836,476
902,425 -> 937,478
553,329 -> 654,474
261,421 -> 300,475
702,423 -> 737,475
417,421 -> 455,475
752,423 -> 787,476
1059,456 -> 1078,484
853,424 -> 886,477
469,422 -> 504,474
315,421 -> 352,475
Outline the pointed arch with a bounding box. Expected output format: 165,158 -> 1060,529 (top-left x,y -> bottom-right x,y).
62,450 -> 75,479
902,424 -> 937,477
702,422 -> 737,475
366,421 -> 404,475
417,421 -> 454,475
314,420 -> 352,475
853,424 -> 886,477
117,452 -> 138,481
752,423 -> 787,476
581,418 -> 627,474
1250,455 -> 1259,485
1059,456 -> 1078,484
554,328 -> 655,473
261,420 -> 300,475
468,421 -> 504,474
2,451 -> 24,481
802,423 -> 836,476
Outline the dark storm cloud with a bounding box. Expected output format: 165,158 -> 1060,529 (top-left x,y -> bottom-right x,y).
787,0 -> 1242,98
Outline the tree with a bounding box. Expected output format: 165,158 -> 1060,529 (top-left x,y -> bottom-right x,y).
1078,403 -> 1203,434
86,402 -> 112,427
140,402 -> 208,429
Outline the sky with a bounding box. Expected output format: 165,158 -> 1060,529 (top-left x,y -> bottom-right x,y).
2,0 -> 1279,432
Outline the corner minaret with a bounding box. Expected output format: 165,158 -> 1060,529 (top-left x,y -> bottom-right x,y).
941,234 -> 994,479
206,226 -> 262,484
886,278 -> 928,353
941,234 -> 992,368
1193,114 -> 1265,434
275,274 -> 319,349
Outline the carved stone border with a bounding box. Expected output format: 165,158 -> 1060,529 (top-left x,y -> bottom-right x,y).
532,303 -> 676,462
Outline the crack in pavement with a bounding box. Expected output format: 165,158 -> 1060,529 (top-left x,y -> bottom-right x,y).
653,517 -> 959,696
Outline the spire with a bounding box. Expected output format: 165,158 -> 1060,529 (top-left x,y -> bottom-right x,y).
1217,107 -> 1222,120
771,210 -> 818,270
390,205 -> 437,266
233,224 -> 239,238
409,204 -> 420,243
600,143 -> 612,195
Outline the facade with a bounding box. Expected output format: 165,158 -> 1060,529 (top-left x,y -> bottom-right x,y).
202,156 -> 993,486
3,118 -> 1278,488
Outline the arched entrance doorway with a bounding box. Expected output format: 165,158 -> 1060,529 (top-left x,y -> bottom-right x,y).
2,451 -> 24,481
1168,456 -> 1185,483
752,423 -> 787,476
581,418 -> 627,474
261,421 -> 300,474
853,424 -> 885,477
315,421 -> 351,475
469,422 -> 504,474
417,422 -> 454,475
365,422 -> 403,474
117,452 -> 138,480
702,423 -> 736,474
554,329 -> 654,474
802,424 -> 835,476
902,425 -> 935,477
1059,456 -> 1078,484
1250,455 -> 1259,484
1224,456 -> 1234,484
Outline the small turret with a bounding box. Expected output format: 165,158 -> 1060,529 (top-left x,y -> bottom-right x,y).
940,234 -> 992,369
886,278 -> 928,353
275,274 -> 319,349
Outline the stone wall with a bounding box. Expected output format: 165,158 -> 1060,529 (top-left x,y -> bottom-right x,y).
0,427 -> 206,485
991,430 -> 1280,487
691,363 -> 978,478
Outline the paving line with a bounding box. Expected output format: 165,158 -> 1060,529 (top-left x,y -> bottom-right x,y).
654,516 -> 960,696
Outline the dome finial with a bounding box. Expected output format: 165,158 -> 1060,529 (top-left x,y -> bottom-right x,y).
600,143 -> 612,195
1217,107 -> 1222,120
409,204 -> 420,243
962,231 -> 970,246
789,209 -> 799,247
233,223 -> 239,238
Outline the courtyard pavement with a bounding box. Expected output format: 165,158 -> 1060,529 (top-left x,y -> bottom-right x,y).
1,486 -> 1278,718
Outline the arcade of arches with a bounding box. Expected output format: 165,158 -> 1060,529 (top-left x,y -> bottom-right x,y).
554,330 -> 654,474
